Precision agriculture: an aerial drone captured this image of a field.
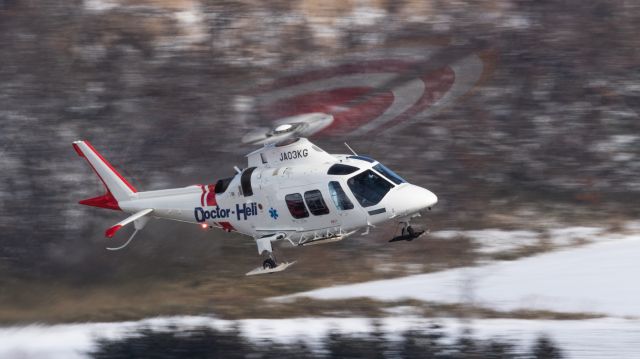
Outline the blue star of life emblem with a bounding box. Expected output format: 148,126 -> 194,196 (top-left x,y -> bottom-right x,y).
269,207 -> 278,220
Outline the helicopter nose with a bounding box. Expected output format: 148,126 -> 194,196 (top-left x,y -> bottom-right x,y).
411,185 -> 438,211
387,184 -> 437,217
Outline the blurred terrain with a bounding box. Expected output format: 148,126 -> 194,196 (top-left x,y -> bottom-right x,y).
1,0 -> 640,324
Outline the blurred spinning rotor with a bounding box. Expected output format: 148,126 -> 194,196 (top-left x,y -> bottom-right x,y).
241,42 -> 494,145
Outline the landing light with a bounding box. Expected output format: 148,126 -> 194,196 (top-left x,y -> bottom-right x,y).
201,223 -> 208,229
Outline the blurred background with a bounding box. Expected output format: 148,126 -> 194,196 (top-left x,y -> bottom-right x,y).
1,0 -> 639,357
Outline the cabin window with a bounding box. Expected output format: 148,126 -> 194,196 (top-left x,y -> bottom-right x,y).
373,163 -> 406,185
285,193 -> 309,219
327,163 -> 359,175
304,190 -> 330,216
328,181 -> 354,210
347,170 -> 393,207
241,167 -> 256,196
260,153 -> 267,164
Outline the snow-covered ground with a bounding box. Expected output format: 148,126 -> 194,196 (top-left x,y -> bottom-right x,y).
276,234 -> 640,318
3,223 -> 639,358
429,224 -> 634,254
431,228 -> 541,253
1,316 -> 639,359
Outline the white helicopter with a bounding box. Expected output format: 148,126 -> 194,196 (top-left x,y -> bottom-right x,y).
73,133 -> 438,275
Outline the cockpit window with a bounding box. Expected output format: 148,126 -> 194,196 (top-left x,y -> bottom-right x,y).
327,164 -> 359,175
347,155 -> 375,163
373,163 -> 406,185
347,170 -> 393,207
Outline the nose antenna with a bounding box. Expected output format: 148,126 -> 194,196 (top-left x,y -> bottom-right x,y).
344,142 -> 358,156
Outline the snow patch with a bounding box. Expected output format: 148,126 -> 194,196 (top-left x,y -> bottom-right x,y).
83,0 -> 117,12
430,224 -> 626,254
431,229 -> 540,253
277,235 -> 640,318
1,316 -> 640,359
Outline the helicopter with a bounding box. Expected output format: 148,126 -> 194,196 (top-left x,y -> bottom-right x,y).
73,134 -> 438,275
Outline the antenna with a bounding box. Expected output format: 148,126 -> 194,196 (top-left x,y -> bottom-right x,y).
344,142 -> 358,156
234,166 -> 242,174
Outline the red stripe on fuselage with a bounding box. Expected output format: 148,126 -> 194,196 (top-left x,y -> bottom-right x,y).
219,222 -> 235,232
200,185 -> 206,206
206,184 -> 217,206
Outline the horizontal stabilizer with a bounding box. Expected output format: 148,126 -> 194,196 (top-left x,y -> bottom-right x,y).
105,208 -> 153,238
80,193 -> 120,211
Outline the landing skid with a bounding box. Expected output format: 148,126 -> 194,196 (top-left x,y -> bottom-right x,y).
389,223 -> 428,242
389,230 -> 426,242
245,261 -> 296,276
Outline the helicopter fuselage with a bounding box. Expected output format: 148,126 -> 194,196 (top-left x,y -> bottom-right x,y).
73,137 -> 437,273
118,138 -> 437,242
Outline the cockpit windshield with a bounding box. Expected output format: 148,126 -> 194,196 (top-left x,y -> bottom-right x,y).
373,163 -> 406,185
347,170 -> 393,207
